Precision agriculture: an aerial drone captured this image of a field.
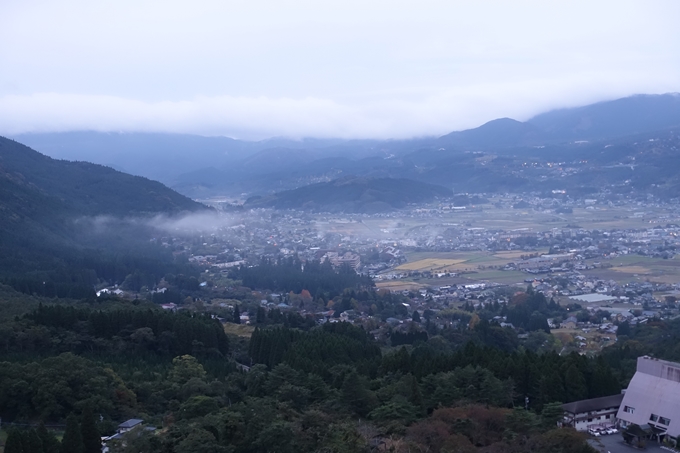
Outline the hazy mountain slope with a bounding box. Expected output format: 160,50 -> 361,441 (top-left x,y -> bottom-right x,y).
0,136 -> 207,291
10,93 -> 680,198
10,131 -> 255,183
527,93 -> 680,141
245,176 -> 452,213
0,136 -> 203,217
437,118 -> 542,150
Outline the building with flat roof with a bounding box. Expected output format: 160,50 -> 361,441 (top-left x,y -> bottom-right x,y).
617,356 -> 680,445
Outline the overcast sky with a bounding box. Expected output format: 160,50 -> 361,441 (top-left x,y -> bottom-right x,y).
1,0 -> 679,139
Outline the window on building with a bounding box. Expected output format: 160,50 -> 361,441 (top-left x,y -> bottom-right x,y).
659,417 -> 671,426
624,406 -> 635,414
650,414 -> 659,422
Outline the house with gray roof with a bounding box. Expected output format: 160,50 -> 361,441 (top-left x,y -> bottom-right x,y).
562,393 -> 624,431
117,419 -> 143,433
617,356 -> 680,445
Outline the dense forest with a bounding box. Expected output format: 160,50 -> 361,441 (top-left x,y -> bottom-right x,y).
1,273 -> 659,452
229,256 -> 374,297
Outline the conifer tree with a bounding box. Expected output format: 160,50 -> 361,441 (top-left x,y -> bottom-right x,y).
412,310 -> 421,323
80,406 -> 101,453
3,429 -> 24,453
60,414 -> 84,453
37,422 -> 60,453
256,306 -> 265,324
233,304 -> 241,324
26,429 -> 44,453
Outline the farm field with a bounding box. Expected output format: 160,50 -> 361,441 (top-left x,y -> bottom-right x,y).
375,280 -> 426,291
551,327 -> 616,355
584,255 -> 680,285
396,258 -> 466,272
223,323 -> 256,338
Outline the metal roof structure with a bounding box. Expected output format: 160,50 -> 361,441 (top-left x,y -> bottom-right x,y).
562,394 -> 624,415
617,356 -> 680,439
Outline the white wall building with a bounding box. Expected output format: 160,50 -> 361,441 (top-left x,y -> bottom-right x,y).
562,394 -> 624,431
616,356 -> 680,444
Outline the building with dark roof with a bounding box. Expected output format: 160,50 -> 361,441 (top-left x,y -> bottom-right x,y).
562,394 -> 624,431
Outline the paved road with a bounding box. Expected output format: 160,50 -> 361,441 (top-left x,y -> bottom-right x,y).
589,434 -> 668,453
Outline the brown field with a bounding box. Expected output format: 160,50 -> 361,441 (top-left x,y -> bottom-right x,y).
376,280 -> 425,291
585,255 -> 680,285
223,323 -> 256,338
610,265 -> 652,274
396,258 -> 466,271
493,251 -> 536,259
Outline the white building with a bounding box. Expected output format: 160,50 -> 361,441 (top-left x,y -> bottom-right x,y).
562,394 -> 624,431
617,356 -> 680,444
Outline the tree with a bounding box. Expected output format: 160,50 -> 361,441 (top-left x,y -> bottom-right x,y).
341,371 -> 377,417
540,402 -> 565,430
564,364 -> 588,402
617,321 -> 631,337
25,429 -> 44,453
169,355 -> 207,385
80,406 -> 101,453
37,422 -> 60,453
233,304 -> 241,324
4,429 -> 25,453
256,306 -> 265,324
412,310 -> 421,323
60,413 -> 84,453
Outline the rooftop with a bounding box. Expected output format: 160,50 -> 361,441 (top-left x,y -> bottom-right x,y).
562,394 -> 624,414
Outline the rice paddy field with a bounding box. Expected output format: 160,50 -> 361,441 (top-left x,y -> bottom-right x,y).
314,200 -> 680,288
583,254 -> 680,285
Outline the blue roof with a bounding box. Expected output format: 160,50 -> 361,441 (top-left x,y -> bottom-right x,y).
118,419 -> 143,429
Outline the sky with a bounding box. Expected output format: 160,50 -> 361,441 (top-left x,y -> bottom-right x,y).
1,0 -> 679,140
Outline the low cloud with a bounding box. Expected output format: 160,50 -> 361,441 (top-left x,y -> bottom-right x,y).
78,211 -> 240,236
0,73 -> 673,140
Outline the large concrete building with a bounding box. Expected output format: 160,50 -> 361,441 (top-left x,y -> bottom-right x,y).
616,356 -> 680,444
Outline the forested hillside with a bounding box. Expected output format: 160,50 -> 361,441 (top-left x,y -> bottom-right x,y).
0,136 -> 208,297
0,279 -> 633,453
244,176 -> 453,213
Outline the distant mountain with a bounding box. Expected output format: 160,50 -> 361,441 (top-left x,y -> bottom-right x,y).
438,93 -> 680,150
9,131 -> 256,183
438,118 -> 542,149
527,93 -> 680,142
245,176 -> 452,213
0,136 -> 203,218
0,136 -> 207,293
10,93 -> 680,198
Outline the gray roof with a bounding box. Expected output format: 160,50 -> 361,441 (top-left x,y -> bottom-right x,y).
118,419 -> 143,429
617,357 -> 680,437
562,394 -> 624,414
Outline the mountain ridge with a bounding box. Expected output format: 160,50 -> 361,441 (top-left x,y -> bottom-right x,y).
10,93 -> 680,198
244,176 -> 453,213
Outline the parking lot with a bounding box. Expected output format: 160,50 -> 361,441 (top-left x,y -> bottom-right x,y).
589,433 -> 668,453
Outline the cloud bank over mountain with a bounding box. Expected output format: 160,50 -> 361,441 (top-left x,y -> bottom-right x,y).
1,0 -> 679,139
